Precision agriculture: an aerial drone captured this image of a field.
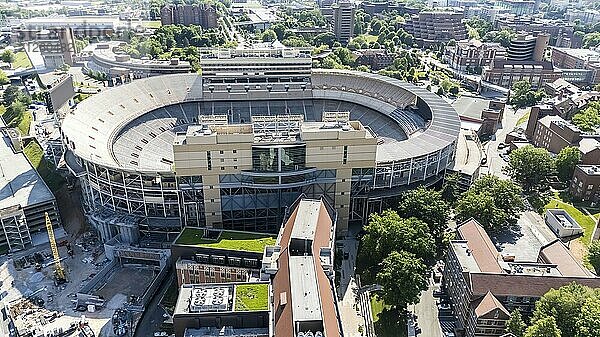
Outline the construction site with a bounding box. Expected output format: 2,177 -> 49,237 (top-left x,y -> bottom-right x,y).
0,211 -> 169,337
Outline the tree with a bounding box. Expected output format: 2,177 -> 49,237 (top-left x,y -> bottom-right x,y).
398,187 -> 450,245
588,240 -> 600,273
509,80 -> 546,108
583,32 -> 600,48
507,309 -> 526,337
532,283 -> 595,337
261,29 -> 277,42
524,316 -> 561,337
0,69 -> 9,86
503,145 -> 554,193
576,296 -> 600,337
1,49 -> 15,64
455,175 -> 525,230
441,172 -> 461,205
572,102 -> 600,132
375,250 -> 429,308
2,85 -> 30,106
555,146 -> 581,182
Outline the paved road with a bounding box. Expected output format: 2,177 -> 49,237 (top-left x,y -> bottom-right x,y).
480,105 -> 529,178
411,280 -> 443,337
337,237 -> 363,337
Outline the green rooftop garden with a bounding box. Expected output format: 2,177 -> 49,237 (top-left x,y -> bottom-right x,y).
234,283 -> 268,312
175,227 -> 276,253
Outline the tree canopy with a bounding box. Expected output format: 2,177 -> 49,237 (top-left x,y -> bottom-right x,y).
572,102 -> 600,133
1,49 -> 15,64
588,240 -> 600,274
441,172 -> 461,205
524,316 -> 561,337
375,250 -> 429,308
455,175 -> 525,230
506,309 -> 526,337
0,70 -> 9,86
509,80 -> 546,109
555,146 -> 581,182
504,145 -> 554,193
398,186 -> 450,245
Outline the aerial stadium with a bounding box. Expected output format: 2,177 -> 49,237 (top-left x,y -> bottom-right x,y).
61,49 -> 460,242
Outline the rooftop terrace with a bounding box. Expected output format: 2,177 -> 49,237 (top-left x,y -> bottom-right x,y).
234,283 -> 269,312
174,228 -> 276,253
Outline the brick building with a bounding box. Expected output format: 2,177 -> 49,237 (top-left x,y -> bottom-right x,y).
403,11 -> 467,47
482,59 -> 561,89
445,39 -> 506,72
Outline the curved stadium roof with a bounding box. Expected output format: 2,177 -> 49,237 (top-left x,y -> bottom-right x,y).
61,71 -> 460,173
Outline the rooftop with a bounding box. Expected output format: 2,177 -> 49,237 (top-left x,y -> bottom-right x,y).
0,132 -> 55,211
234,283 -> 269,312
174,228 -> 276,253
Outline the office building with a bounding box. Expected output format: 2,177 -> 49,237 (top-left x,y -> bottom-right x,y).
551,48 -> 600,85
482,59 -> 561,89
495,0 -> 537,15
403,11 -> 468,47
331,1 -> 355,44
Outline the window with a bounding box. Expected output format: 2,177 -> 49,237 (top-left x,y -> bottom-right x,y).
206,151 -> 212,170
343,145 -> 348,164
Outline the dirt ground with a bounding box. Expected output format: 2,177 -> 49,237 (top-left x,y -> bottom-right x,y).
96,267 -> 155,300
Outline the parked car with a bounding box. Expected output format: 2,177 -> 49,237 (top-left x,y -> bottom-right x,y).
438,302 -> 452,311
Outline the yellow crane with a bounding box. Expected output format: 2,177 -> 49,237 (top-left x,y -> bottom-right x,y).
45,212 -> 66,283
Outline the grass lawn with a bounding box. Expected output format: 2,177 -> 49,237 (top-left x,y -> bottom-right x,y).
544,195 -> 596,246
142,20 -> 162,28
23,140 -> 65,193
1,107 -> 31,136
516,110 -> 530,125
13,51 -> 32,69
370,294 -> 407,337
0,105 -> 5,116
175,227 -> 276,252
234,283 -> 268,311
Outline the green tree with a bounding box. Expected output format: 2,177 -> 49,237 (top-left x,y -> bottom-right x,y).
532,283 -> 595,337
0,69 -> 9,85
455,175 -> 525,230
583,32 -> 600,48
507,309 -> 526,337
376,250 -> 429,308
588,240 -> 600,274
572,102 -> 600,132
358,210 -> 435,278
509,80 -> 546,108
1,49 -> 15,64
503,145 -> 554,193
576,296 -> 600,337
2,85 -> 30,106
524,316 -> 561,337
261,29 -> 277,42
398,187 -> 450,245
441,172 -> 461,205
555,146 -> 581,182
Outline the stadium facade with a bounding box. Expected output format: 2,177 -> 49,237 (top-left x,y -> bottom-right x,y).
61,49 -> 460,241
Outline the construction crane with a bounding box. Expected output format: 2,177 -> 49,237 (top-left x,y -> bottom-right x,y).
45,212 -> 66,285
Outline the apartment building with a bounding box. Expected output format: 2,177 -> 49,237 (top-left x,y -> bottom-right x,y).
331,1 -> 355,44
531,115 -> 582,154
444,219 -> 600,337
160,3 -> 218,28
571,165 -> 600,202
403,11 -> 468,47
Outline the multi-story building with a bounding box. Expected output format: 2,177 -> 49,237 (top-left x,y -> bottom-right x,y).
494,15 -> 575,45
571,165 -> 600,201
171,227 -> 276,286
11,27 -> 76,69
531,115 -> 582,154
359,1 -> 420,15
82,41 -> 192,79
403,11 -> 468,47
354,49 -> 395,70
0,124 -> 61,253
331,1 -> 355,44
551,48 -> 600,85
495,0 -> 537,15
444,219 -> 600,337
19,16 -> 136,37
160,3 -> 218,28
482,59 -> 561,89
172,198 -> 341,337
445,39 -> 506,72
565,8 -> 600,24
506,33 -> 548,62
548,0 -> 582,9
